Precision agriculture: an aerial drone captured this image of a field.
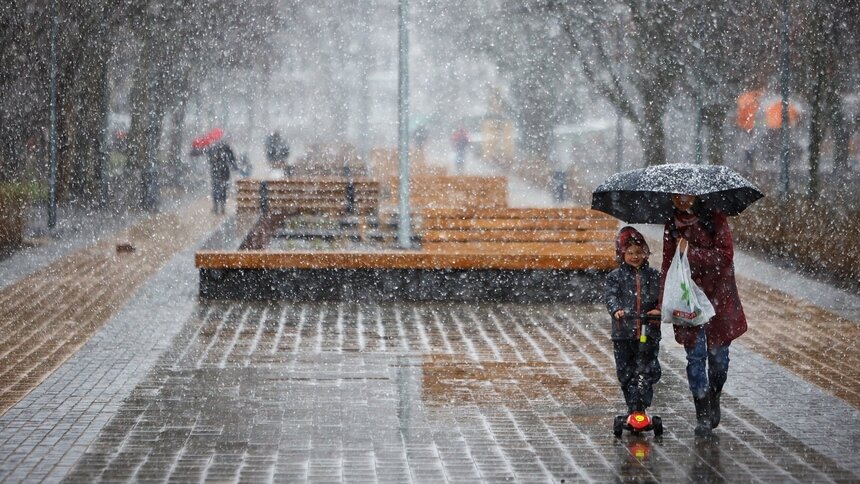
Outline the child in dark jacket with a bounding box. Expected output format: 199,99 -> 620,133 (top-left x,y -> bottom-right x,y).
604,226 -> 662,414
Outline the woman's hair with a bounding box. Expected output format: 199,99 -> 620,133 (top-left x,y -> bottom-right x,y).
669,197 -> 716,236
693,198 -> 716,235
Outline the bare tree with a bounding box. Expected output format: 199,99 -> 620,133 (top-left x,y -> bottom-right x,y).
795,0 -> 859,198
677,0 -> 780,166
0,2 -> 51,183
552,0 -> 685,166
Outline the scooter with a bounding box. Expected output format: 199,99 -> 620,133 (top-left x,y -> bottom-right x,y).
612,312 -> 664,438
614,410 -> 663,437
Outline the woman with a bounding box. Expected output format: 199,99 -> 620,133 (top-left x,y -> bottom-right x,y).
661,194 -> 747,437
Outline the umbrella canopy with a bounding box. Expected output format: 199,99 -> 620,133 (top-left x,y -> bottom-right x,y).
591,163 -> 764,224
191,128 -> 224,152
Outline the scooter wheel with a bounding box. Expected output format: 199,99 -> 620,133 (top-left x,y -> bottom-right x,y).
613,416 -> 625,437
652,416 -> 663,437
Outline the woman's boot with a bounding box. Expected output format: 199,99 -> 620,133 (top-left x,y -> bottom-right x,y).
693,394 -> 712,437
709,386 -> 721,429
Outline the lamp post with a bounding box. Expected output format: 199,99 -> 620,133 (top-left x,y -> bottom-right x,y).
48,0 -> 59,229
778,0 -> 791,200
614,15 -> 623,172
397,0 -> 412,248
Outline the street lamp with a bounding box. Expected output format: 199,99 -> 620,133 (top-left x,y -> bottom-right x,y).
778,0 -> 791,200
397,0 -> 412,248
48,0 -> 59,229
614,15 -> 624,172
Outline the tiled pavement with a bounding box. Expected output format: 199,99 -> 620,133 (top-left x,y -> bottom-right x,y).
49,302 -> 860,482
0,197 -> 223,415
1,206 -> 859,481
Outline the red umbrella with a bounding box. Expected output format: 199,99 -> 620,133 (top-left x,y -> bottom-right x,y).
191,128 -> 224,151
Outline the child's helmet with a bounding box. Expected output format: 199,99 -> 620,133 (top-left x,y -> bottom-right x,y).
615,226 -> 650,263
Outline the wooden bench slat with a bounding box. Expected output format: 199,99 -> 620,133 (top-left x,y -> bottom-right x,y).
420,241 -> 613,255
420,229 -> 615,243
196,250 -> 616,271
237,195 -> 379,203
236,178 -> 382,217
420,218 -> 618,231
237,178 -> 378,185
420,207 -> 614,220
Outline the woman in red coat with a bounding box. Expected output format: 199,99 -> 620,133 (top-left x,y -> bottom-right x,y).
661,194 -> 748,437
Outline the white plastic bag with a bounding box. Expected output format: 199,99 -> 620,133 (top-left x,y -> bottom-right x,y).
661,245 -> 716,327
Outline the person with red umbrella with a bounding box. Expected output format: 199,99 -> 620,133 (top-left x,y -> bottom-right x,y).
192,128 -> 237,214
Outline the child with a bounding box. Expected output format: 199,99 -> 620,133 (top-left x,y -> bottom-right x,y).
604,226 -> 662,416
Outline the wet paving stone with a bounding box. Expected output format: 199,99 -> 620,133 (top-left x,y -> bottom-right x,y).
0,199 -> 222,417
40,301 -> 858,482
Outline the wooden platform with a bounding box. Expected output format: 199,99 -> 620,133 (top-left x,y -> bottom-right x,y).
196,236 -> 616,303
195,248 -> 615,271
197,177 -> 618,301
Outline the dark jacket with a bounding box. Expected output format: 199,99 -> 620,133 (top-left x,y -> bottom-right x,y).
207,143 -> 237,183
265,133 -> 290,164
661,210 -> 748,348
604,261 -> 662,341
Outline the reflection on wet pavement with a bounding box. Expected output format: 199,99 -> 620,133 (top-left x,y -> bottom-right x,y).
62,302 -> 857,482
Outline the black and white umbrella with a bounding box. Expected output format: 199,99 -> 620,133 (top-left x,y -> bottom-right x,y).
591,163 -> 764,224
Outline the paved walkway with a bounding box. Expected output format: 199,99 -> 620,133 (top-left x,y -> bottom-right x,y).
0,169 -> 858,482
0,197 -> 224,414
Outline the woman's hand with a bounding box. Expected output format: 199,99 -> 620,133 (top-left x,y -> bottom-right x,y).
678,238 -> 689,254
646,309 -> 661,316
614,310 -> 625,319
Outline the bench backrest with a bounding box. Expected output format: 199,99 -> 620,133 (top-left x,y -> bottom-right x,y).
236,178 -> 380,216
417,207 -> 618,248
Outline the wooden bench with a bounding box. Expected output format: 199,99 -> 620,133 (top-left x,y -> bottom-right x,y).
196,249 -> 615,271
416,207 -> 618,254
199,180 -> 618,301
236,178 -> 380,216
196,248 -> 612,302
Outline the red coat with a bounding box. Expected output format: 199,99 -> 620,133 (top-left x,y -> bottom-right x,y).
661,211 -> 747,348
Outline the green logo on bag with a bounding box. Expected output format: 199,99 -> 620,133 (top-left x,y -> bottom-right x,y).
680,281 -> 691,304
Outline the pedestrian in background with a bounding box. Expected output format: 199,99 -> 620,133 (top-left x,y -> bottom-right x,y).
265,131 -> 291,174
451,127 -> 469,173
206,142 -> 237,214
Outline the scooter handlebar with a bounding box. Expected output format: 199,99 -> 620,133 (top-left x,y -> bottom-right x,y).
613,312 -> 661,322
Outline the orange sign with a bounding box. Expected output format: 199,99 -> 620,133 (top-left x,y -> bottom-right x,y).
736,91 -> 761,132
765,100 -> 800,129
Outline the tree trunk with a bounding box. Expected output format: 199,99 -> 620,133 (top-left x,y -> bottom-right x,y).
702,104 -> 728,166
806,48 -> 826,200
829,96 -> 850,177
69,36 -> 110,206
56,62 -> 74,203
638,96 -> 666,166
824,4 -> 850,178
127,51 -> 155,208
